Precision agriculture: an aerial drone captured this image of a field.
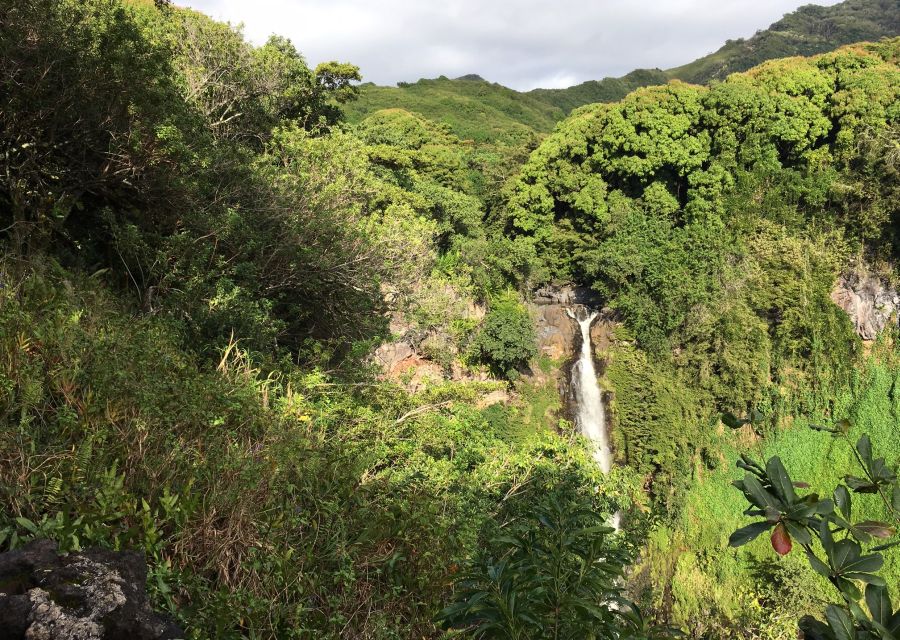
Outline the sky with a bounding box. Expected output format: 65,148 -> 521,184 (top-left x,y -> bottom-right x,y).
181,0 -> 843,91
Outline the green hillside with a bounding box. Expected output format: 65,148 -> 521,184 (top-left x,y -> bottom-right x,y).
344,75 -> 563,142
667,0 -> 900,83
349,0 -> 900,140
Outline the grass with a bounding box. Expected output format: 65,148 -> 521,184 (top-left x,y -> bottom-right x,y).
643,359 -> 900,637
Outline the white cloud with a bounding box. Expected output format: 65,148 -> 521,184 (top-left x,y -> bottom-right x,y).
180,0 -> 845,90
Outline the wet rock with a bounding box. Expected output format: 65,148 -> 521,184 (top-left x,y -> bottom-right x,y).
831,270 -> 899,340
0,540 -> 183,640
533,285 -> 602,307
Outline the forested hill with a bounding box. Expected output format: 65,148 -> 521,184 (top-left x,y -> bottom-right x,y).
2,0 -> 900,637
346,0 -> 900,139
346,75 -> 565,142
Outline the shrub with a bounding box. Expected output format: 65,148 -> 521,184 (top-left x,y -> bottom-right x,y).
469,298 -> 537,377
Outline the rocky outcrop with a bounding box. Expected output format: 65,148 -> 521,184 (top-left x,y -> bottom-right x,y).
531,286 -> 610,361
0,540 -> 182,640
533,285 -> 602,307
831,271 -> 899,340
532,304 -> 578,361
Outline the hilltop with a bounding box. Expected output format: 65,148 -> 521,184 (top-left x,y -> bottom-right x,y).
347,0 -> 900,139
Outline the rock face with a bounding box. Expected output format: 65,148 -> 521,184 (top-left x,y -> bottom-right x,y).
0,540 -> 183,640
532,286 -> 609,361
533,285 -> 602,307
831,271 -> 900,340
532,304 -> 578,361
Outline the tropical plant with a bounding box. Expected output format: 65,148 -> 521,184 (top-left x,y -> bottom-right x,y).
438,490 -> 677,639
729,419 -> 900,639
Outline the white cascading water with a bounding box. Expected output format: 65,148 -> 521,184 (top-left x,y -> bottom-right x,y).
567,306 -> 621,530
568,307 -> 612,472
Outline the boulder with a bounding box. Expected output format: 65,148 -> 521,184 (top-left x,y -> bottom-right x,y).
831,271 -> 899,340
0,540 -> 183,640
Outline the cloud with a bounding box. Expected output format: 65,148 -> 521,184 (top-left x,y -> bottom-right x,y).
180,0 -> 844,90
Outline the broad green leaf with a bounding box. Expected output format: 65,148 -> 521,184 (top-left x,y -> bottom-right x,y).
834,486 -> 851,520
825,604 -> 856,640
843,573 -> 886,586
805,548 -> 831,577
845,476 -> 879,493
785,520 -> 812,545
866,584 -> 891,626
856,435 -> 873,467
729,521 -> 771,547
830,539 -> 861,572
15,517 -> 37,534
766,456 -> 797,504
742,474 -> 783,511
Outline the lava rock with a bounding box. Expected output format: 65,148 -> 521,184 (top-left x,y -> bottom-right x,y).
0,540 -> 183,640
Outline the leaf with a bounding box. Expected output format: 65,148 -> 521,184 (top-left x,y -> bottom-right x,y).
805,548 -> 831,577
825,604 -> 856,640
785,520 -> 812,545
820,519 -> 835,555
843,573 -> 886,586
841,553 -> 884,575
799,615 -> 835,640
845,476 -> 879,494
893,484 -> 900,512
830,539 -> 861,572
834,485 -> 851,520
729,521 -> 772,547
771,522 -> 792,556
766,456 -> 796,504
853,521 -> 895,540
856,435 -> 873,467
15,517 -> 37,534
865,584 -> 891,626
742,474 -> 783,511
764,506 -> 781,523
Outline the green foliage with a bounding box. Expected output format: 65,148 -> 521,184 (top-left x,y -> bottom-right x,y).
0,262 -> 608,638
470,297 -> 538,378
729,423 -> 900,639
438,489 -> 675,639
346,76 -> 563,142
345,0 -> 900,132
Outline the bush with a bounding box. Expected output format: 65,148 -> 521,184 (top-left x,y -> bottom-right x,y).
469,297 -> 537,377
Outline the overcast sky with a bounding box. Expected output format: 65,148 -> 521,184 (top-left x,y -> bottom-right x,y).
180,0 -> 843,91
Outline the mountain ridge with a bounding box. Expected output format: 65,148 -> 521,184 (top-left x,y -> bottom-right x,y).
344,0 -> 900,140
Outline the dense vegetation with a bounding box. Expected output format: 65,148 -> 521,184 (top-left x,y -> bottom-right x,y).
500,38 -> 900,637
1,0 -> 898,638
347,0 -> 900,142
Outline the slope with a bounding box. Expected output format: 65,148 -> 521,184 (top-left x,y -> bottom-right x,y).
348,0 -> 900,139
344,75 -> 563,142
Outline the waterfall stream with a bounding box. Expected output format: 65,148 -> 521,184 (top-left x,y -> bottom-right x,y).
567,306 -> 621,530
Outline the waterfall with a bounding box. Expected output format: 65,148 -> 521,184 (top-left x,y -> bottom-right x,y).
567,307 -> 612,472
567,306 -> 621,530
